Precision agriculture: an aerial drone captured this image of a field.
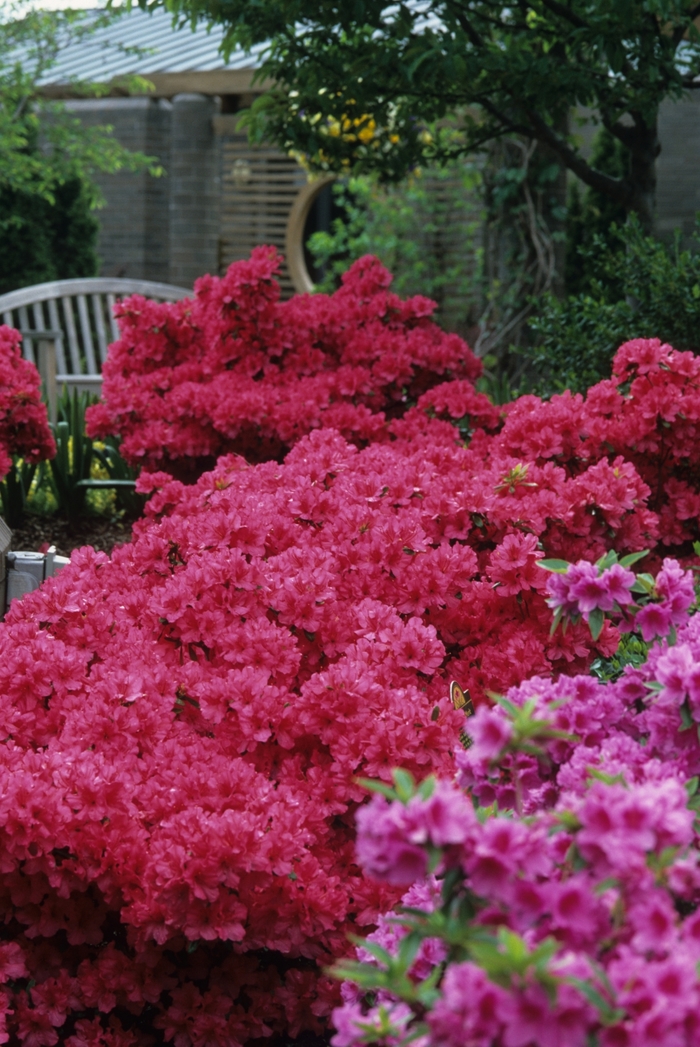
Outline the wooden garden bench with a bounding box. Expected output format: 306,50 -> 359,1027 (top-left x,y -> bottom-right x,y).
0,278 -> 190,422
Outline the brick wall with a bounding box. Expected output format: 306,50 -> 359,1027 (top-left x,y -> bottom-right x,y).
65,97 -> 174,282
657,93 -> 700,243
168,94 -> 220,287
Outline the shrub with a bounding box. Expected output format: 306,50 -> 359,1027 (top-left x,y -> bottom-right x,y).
7,251 -> 700,1043
85,249 -> 482,474
526,217 -> 700,396
0,391 -> 662,1043
470,336 -> 700,553
0,178 -> 98,296
332,558 -> 700,1047
0,325 -> 55,524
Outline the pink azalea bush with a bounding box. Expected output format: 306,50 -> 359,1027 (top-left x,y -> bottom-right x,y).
0,326 -> 54,482
0,411 -> 663,1046
333,561 -> 700,1047
470,336 -> 700,551
85,249 -> 490,473
4,251 -> 700,1044
87,245 -> 700,561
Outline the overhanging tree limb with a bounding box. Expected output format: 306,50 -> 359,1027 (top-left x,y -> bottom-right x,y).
525,108 -> 630,207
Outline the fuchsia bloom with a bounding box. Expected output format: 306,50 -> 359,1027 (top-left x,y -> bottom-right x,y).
548,561 -> 636,617
5,267 -> 700,1047
0,326 -> 55,482
86,250 -> 489,472
341,570 -> 700,1047
356,783 -> 476,885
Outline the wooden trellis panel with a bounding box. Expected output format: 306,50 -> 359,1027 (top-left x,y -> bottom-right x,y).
219,134 -> 307,297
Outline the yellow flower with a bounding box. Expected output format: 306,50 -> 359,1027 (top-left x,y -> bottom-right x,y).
357,119 -> 376,144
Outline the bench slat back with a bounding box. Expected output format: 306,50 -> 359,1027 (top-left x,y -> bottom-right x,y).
0,278 -> 190,384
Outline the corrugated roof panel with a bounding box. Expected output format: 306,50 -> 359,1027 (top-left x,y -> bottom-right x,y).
26,6 -> 265,84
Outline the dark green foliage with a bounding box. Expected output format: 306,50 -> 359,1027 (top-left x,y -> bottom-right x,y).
566,129 -> 628,296
0,177 -> 98,295
160,0 -> 700,230
307,164 -> 484,336
590,632 -> 650,683
525,217 -> 700,397
48,390 -> 138,521
0,3 -> 161,274
48,390 -> 97,521
0,458 -> 44,529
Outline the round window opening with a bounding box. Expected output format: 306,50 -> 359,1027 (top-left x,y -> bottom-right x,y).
285,176 -> 346,294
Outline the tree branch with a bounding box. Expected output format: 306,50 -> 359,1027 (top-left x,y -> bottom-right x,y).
673,4 -> 700,47
475,97 -> 537,138
524,108 -> 631,206
603,118 -> 638,150
536,0 -> 589,30
443,2 -> 486,48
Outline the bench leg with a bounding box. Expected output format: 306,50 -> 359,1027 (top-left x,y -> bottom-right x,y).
37,339 -> 57,427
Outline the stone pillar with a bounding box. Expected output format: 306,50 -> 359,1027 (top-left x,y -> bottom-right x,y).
65,97 -> 172,282
657,93 -> 700,246
169,93 -> 220,287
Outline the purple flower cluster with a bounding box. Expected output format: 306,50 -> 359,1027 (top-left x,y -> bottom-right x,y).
546,554 -> 695,642
635,558 -> 696,641
332,563 -> 700,1047
547,560 -> 636,617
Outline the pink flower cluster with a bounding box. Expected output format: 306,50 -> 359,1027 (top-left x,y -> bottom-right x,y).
4,254 -> 700,1045
338,580 -> 700,1047
89,251 -> 700,565
0,412 -> 663,1045
0,326 -> 54,481
470,336 -> 700,550
85,249 -> 488,473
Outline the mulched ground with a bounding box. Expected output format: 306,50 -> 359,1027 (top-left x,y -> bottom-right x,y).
8,512 -> 139,558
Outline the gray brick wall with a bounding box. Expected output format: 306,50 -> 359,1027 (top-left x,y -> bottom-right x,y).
65,97 -> 174,281
657,93 -> 700,243
168,94 -> 220,287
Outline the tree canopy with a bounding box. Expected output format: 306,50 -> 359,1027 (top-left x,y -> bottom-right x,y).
1,3 -> 159,211
155,0 -> 700,228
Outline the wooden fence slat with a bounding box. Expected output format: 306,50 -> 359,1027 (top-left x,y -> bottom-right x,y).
106,294 -> 120,342
62,297 -> 82,374
92,294 -> 109,366
47,298 -> 67,374
76,295 -> 97,376
18,307 -> 34,366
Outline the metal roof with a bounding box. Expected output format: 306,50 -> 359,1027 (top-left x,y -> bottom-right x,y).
32,6 -> 265,85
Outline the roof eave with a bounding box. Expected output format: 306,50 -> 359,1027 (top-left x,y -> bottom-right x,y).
38,67 -> 271,99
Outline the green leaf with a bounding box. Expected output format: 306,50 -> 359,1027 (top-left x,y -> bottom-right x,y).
392,768 -> 417,803
355,778 -> 397,800
680,698 -> 695,731
417,775 -> 436,800
350,939 -> 395,969
564,976 -> 621,1024
537,559 -> 571,573
619,549 -> 649,568
549,606 -> 564,636
588,607 -> 604,641
596,550 -> 618,570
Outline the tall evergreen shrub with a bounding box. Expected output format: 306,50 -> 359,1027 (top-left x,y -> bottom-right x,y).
0,176 -> 98,294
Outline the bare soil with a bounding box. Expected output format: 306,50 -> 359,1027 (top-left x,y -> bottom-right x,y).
8,512 -> 139,558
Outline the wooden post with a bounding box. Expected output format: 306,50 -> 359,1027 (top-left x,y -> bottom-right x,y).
20,328 -> 61,426
38,337 -> 58,426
